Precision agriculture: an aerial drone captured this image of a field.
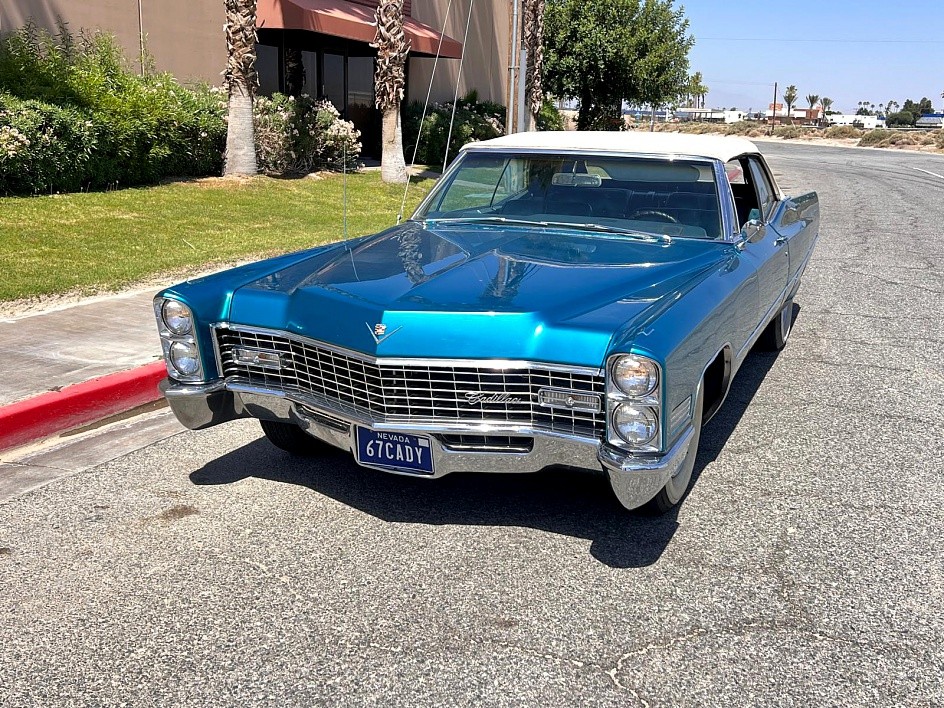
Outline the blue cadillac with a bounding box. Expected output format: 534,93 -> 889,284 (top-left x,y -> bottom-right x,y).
154,132 -> 819,513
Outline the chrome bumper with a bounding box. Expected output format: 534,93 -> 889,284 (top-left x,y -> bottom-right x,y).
161,379 -> 695,510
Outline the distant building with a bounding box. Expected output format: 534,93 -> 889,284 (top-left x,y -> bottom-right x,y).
827,114 -> 886,130
675,108 -> 745,124
916,114 -> 944,129
764,107 -> 821,125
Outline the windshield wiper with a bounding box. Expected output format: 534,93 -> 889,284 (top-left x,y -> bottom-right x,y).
423,216 -> 546,228
423,216 -> 671,243
560,222 -> 671,243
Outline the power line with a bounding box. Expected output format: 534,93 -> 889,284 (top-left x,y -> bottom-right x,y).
696,36 -> 944,44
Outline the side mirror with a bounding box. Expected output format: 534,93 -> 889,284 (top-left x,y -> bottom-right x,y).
736,219 -> 766,249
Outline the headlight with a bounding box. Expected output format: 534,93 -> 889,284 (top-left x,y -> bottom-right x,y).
161,299 -> 193,335
612,404 -> 659,445
169,340 -> 200,376
612,355 -> 659,397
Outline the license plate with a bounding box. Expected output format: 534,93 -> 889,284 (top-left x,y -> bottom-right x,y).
355,428 -> 434,475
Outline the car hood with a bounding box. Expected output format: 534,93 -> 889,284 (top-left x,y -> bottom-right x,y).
228,224 -> 729,367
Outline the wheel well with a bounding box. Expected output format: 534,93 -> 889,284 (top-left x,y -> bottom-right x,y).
701,347 -> 732,424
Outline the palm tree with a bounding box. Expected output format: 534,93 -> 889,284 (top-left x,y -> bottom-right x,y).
820,97 -> 833,125
223,0 -> 258,176
805,94 -> 819,123
373,0 -> 409,184
686,72 -> 709,108
523,0 -> 545,131
783,85 -> 798,122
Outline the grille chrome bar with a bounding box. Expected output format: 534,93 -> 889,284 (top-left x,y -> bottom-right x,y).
213,325 -> 606,438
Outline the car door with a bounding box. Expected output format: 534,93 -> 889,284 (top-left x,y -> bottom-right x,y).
744,157 -> 790,328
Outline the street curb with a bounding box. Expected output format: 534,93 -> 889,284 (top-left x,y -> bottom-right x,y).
0,361 -> 167,453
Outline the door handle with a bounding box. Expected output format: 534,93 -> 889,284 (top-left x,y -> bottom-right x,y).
775,236 -> 787,246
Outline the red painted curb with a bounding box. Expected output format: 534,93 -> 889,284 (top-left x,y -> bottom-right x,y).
0,361 -> 167,453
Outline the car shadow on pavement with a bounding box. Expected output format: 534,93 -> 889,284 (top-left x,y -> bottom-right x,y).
189,310 -> 792,571
192,445 -> 680,569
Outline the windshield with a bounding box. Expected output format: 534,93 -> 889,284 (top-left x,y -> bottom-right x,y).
415,151 -> 724,240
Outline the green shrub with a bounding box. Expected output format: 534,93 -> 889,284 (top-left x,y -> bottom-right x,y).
403,92 -> 505,168
536,98 -> 565,131
0,25 -> 227,194
858,130 -> 893,147
0,94 -> 96,194
773,126 -> 806,139
825,125 -> 862,139
253,93 -> 360,174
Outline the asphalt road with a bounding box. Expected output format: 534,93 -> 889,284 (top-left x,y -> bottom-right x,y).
2,142 -> 943,707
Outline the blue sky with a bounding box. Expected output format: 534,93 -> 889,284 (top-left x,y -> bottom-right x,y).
682,0 -> 944,114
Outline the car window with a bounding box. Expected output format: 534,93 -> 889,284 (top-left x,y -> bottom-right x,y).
435,160 -> 511,213
748,158 -> 776,220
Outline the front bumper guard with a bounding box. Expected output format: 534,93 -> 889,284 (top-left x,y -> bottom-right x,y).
160,379 -> 695,510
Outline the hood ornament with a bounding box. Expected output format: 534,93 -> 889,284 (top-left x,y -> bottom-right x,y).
367,322 -> 402,345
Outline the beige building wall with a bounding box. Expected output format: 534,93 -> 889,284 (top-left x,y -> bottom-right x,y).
408,0 -> 510,107
0,0 -> 226,85
1,0 -> 509,101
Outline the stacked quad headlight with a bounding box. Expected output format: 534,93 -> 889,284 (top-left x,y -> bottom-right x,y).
606,354 -> 662,452
154,297 -> 203,381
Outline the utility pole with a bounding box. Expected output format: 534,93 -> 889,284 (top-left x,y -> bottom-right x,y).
769,81 -> 778,135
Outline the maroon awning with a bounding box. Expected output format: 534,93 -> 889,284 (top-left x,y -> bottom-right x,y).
256,0 -> 463,58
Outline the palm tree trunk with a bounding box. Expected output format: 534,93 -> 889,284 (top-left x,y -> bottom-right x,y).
373,0 -> 409,184
223,0 -> 258,176
523,0 -> 544,132
380,106 -> 407,183
224,82 -> 257,175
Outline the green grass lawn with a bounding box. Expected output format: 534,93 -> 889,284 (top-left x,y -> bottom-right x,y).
0,173 -> 437,302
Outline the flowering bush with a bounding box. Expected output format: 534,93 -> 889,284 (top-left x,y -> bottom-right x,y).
0,95 -> 98,194
253,93 -> 361,174
402,92 -> 505,168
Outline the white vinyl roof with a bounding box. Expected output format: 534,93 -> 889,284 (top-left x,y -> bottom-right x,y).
462,130 -> 759,163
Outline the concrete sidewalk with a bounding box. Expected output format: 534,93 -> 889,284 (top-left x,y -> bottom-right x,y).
0,288 -> 166,451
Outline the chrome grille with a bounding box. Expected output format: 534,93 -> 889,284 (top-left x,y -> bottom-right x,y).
214,326 -> 605,438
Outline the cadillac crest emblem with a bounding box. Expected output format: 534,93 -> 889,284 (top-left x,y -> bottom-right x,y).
367,322 -> 402,345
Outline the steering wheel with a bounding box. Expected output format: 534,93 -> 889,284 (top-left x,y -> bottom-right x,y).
628,209 -> 678,224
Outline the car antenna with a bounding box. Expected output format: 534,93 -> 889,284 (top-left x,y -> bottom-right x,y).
343,139 -> 348,240
397,0 -> 455,225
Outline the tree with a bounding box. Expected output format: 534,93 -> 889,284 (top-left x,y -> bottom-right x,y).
223,0 -> 258,176
819,96 -> 833,123
686,71 -> 709,108
805,93 -> 819,123
523,0 -> 546,131
918,97 -> 933,115
886,110 -> 915,127
884,100 -> 899,116
373,0 -> 409,183
783,85 -> 797,120
544,0 -> 693,130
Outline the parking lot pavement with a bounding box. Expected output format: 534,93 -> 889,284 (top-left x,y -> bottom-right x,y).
1,142 -> 942,706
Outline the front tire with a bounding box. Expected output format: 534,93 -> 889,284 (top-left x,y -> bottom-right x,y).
759,299 -> 794,351
646,384 -> 704,514
259,419 -> 326,456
